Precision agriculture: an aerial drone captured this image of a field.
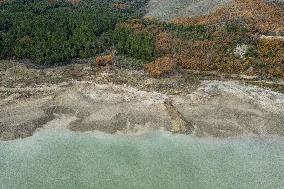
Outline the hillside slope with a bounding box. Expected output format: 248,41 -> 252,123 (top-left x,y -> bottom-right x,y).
147,0 -> 284,34
171,0 -> 284,34
145,0 -> 233,21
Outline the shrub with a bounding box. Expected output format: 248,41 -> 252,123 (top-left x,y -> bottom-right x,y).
155,31 -> 173,54
245,46 -> 259,58
225,21 -> 248,34
145,56 -> 176,78
95,54 -> 113,66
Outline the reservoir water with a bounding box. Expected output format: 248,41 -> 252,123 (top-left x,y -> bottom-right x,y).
1,129 -> 284,189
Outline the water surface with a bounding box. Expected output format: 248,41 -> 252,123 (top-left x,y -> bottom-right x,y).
1,129 -> 284,189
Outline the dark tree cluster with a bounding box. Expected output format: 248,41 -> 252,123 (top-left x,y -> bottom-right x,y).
0,0 -> 151,65
110,27 -> 156,61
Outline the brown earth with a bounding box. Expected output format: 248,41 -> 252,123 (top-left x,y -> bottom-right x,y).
172,0 -> 284,34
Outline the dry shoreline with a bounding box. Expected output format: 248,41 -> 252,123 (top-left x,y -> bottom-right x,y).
1,60 -> 284,141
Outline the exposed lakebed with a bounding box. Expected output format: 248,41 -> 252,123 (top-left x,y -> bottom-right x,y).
1,78 -> 284,140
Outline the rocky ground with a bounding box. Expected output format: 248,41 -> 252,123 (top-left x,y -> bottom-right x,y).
1,59 -> 284,140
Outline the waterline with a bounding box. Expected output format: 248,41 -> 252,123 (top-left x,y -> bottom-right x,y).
1,129 -> 284,189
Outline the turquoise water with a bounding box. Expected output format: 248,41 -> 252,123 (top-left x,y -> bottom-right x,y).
1,129 -> 284,189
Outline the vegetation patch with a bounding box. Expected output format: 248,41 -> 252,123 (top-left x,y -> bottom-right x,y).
0,0 -> 149,65
95,54 -> 114,66
145,56 -> 176,78
110,26 -> 157,61
0,0 -> 284,80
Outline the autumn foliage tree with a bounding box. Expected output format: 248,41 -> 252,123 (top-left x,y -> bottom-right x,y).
145,56 -> 176,78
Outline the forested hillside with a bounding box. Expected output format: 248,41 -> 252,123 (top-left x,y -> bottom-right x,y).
0,0 -> 154,64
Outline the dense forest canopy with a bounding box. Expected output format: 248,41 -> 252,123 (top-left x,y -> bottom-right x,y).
0,0 -> 154,64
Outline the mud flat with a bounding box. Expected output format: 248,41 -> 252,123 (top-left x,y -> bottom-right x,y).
1,65 -> 284,140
